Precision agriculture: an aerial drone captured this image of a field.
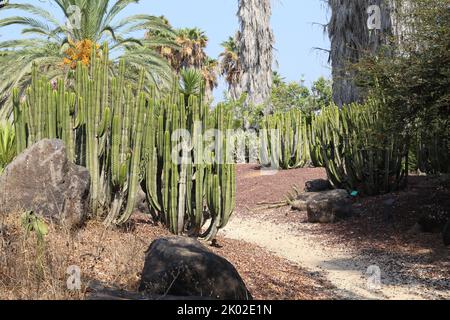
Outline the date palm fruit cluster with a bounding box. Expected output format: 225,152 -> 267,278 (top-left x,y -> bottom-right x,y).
12,43 -> 235,239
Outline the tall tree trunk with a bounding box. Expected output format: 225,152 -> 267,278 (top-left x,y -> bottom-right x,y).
238,0 -> 274,115
327,0 -> 408,107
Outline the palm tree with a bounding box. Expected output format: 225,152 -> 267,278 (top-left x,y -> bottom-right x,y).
149,25 -> 218,103
326,0 -> 407,107
219,34 -> 242,100
201,57 -> 218,103
237,0 -> 274,114
0,0 -> 175,119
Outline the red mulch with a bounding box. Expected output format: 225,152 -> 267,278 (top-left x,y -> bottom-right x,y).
234,164 -> 450,294
236,164 -> 327,211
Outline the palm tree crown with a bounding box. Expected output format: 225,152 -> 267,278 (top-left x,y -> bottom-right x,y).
0,0 -> 175,118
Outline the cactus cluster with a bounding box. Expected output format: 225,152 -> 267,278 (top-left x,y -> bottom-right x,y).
260,100 -> 410,195
12,43 -> 236,237
313,100 -> 409,195
260,109 -> 310,170
143,94 -> 235,240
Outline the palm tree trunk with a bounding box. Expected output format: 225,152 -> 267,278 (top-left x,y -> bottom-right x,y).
327,0 -> 409,107
238,0 -> 274,114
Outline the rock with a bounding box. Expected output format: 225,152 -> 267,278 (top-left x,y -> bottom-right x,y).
304,179 -> 332,192
291,192 -> 320,211
135,185 -> 150,214
291,200 -> 307,212
0,139 -> 90,229
306,189 -> 352,223
443,221 -> 450,246
139,237 -> 252,300
87,280 -> 214,301
417,210 -> 448,234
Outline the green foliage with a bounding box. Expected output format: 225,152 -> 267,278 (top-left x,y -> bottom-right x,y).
21,210 -> 48,241
0,120 -> 15,173
21,210 -> 48,273
355,0 -> 450,174
314,101 -> 409,196
0,0 -> 175,119
12,46 -> 236,238
270,73 -> 332,114
271,73 -> 311,113
179,68 -> 203,102
311,77 -> 333,109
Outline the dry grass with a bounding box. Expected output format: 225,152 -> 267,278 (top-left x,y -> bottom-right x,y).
0,212 -> 170,300
0,211 -> 335,300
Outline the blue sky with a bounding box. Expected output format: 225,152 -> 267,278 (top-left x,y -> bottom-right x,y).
0,0 -> 331,102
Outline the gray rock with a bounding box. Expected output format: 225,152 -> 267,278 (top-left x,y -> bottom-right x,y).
0,139 -> 90,229
304,179 -> 332,192
139,237 -> 252,300
291,192 -> 320,212
291,200 -> 308,212
135,185 -> 150,214
306,189 -> 352,223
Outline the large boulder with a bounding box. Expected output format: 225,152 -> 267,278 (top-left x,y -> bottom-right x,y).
139,237 -> 252,300
306,189 -> 352,223
0,139 -> 90,228
304,179 -> 332,192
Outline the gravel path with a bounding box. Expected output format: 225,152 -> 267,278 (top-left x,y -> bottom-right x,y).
224,164 -> 450,300
223,214 -> 449,300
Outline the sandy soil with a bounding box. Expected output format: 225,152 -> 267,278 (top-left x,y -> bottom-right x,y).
223,164 -> 450,300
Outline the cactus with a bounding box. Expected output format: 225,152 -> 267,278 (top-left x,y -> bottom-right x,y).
261,109 -> 310,170
11,43 -> 236,237
203,104 -> 236,241
0,120 -> 16,173
313,100 -> 409,195
142,94 -> 235,239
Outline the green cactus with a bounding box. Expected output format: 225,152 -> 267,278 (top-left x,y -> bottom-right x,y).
313,100 -> 409,196
0,120 -> 16,173
261,109 -> 310,170
11,42 -> 236,237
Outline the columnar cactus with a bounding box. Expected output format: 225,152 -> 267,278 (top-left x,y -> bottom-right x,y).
314,100 -> 409,195
261,109 -> 310,169
11,43 -> 237,238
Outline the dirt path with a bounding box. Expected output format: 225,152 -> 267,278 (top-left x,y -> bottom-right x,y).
223,215 -> 445,300
223,165 -> 450,300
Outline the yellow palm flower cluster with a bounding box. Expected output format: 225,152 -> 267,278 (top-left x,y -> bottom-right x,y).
63,39 -> 100,69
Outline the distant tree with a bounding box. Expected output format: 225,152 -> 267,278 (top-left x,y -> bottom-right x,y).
311,77 -> 333,108
219,34 -> 242,101
271,74 -> 310,113
149,25 -> 218,102
0,0 -> 174,119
